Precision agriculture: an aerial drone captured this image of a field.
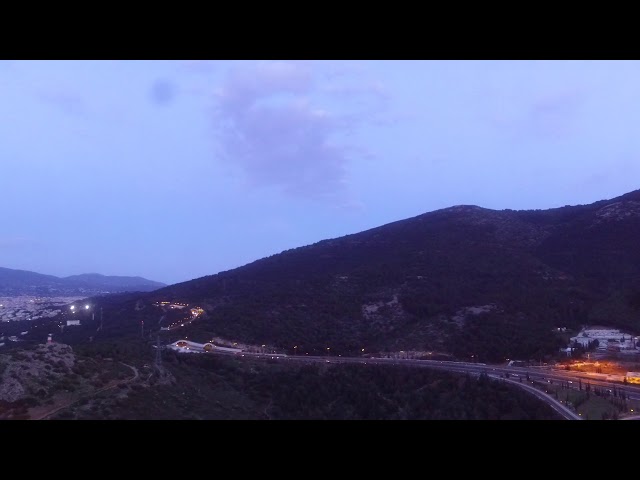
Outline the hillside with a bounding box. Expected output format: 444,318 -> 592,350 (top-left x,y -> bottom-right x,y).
0,342 -> 561,420
72,189 -> 640,363
0,267 -> 166,296
0,342 -> 133,419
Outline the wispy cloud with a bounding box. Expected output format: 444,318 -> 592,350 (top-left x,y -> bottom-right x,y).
529,90 -> 584,140
209,60 -> 390,202
574,154 -> 640,191
485,88 -> 585,143
150,78 -> 177,106
179,60 -> 219,74
37,88 -> 87,117
0,236 -> 36,249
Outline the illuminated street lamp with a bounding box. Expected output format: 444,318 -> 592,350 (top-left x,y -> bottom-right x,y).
326,347 -> 330,356
294,345 -> 298,355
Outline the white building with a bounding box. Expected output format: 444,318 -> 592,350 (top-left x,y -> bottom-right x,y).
168,339 -> 244,354
569,327 -> 639,354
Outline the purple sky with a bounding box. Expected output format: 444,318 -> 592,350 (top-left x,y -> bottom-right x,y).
2,60 -> 639,284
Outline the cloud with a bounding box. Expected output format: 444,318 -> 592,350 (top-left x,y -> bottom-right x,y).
150,78 -> 177,106
210,61 -> 390,202
0,236 -> 35,249
574,155 -> 640,192
321,79 -> 389,101
179,60 -> 219,74
529,90 -> 584,139
485,88 -> 585,143
37,88 -> 87,116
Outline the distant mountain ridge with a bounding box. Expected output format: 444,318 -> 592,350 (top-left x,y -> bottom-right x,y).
0,267 -> 166,296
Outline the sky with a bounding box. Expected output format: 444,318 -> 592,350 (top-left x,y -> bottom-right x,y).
2,60 -> 639,285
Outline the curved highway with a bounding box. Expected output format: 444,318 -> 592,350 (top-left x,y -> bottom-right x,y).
165,339 -> 640,419
223,353 -> 640,419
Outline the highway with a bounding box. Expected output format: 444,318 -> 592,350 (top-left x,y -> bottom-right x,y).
221,353 -> 640,419
164,339 -> 640,419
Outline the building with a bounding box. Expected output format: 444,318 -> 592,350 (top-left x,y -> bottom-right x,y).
569,327 -> 639,353
167,339 -> 244,354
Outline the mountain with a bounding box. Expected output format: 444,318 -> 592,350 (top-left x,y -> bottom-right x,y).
0,267 -> 166,296
62,273 -> 166,292
83,189 -> 640,363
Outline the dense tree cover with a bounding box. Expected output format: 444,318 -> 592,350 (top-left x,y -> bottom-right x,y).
259,364 -> 561,420
57,354 -> 562,420
447,311 -> 566,363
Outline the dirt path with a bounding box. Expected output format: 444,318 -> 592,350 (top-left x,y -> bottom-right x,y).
29,363 -> 139,420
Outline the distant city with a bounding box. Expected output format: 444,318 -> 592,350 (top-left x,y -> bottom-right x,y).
0,296 -> 84,322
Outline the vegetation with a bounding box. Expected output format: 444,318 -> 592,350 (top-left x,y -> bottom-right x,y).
536,378 -> 640,420
53,354 -> 562,420
51,189 -> 640,363
0,343 -> 130,419
7,190 -> 640,420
